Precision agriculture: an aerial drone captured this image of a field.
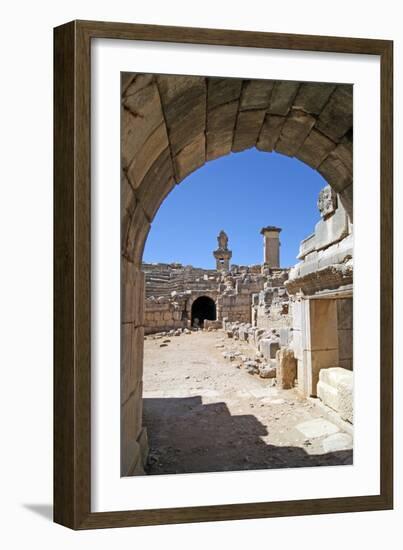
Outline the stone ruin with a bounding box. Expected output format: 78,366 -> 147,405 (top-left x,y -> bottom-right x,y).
143,185 -> 354,425
143,229 -> 290,335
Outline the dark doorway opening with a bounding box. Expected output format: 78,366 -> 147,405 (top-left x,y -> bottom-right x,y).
191,296 -> 216,328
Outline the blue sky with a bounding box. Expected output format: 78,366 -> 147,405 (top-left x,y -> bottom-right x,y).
143,149 -> 326,268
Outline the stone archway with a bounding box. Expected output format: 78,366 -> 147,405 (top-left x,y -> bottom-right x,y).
191,296 -> 217,328
121,74 -> 353,475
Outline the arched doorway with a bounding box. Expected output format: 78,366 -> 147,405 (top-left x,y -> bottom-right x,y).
191,296 -> 216,327
121,73 -> 354,475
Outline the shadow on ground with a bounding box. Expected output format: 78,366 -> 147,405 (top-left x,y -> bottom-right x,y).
23,504 -> 53,521
143,396 -> 352,475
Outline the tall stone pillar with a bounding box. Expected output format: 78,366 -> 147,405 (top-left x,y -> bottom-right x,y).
213,230 -> 232,271
260,226 -> 281,267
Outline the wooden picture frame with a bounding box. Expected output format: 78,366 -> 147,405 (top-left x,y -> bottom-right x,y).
54,20 -> 393,529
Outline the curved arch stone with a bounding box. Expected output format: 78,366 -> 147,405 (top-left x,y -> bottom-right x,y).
122,74 -> 353,265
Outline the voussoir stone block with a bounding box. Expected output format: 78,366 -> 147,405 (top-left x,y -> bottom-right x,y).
295,128 -> 336,169
157,75 -> 206,155
127,122 -> 170,189
316,84 -> 353,142
207,100 -> 238,160
175,134 -> 206,182
240,79 -> 274,110
207,77 -> 243,110
232,109 -> 266,152
268,81 -> 300,116
135,148 -> 176,220
256,115 -> 285,152
318,151 -> 352,193
275,110 -> 316,157
122,83 -> 165,168
293,82 -> 336,115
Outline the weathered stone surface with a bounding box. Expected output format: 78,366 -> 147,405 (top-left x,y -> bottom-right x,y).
232,109 -> 266,152
256,115 -> 285,152
338,378 -> 353,423
127,122 -> 170,189
122,262 -> 145,325
121,326 -> 144,402
293,82 -> 336,115
157,75 -> 206,155
276,347 -> 297,389
240,80 -> 274,110
296,418 -> 340,439
123,73 -> 154,97
338,328 -> 353,365
207,77 -> 243,109
317,367 -> 353,424
122,83 -> 165,168
297,233 -> 316,260
319,367 -> 352,388
339,184 -> 353,222
259,338 -> 280,360
175,134 -> 206,182
317,185 -> 338,219
318,151 -> 352,193
258,363 -> 277,378
121,379 -> 144,474
316,84 -> 353,142
287,256 -> 353,295
124,203 -> 150,265
279,328 -> 292,346
334,141 -> 353,169
135,148 -> 175,220
275,110 -> 316,156
121,173 -> 137,247
317,379 -> 339,411
268,81 -> 300,116
337,297 -> 353,330
206,100 -> 238,160
295,129 -> 336,169
314,204 -> 349,251
322,433 -> 352,453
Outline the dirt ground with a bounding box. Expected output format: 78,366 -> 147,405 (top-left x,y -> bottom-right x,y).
142,329 -> 353,475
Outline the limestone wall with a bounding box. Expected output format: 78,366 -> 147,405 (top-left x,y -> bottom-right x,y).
219,293 -> 252,323
144,296 -> 188,334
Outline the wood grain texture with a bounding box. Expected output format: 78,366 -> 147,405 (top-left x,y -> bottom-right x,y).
54,19 -> 393,530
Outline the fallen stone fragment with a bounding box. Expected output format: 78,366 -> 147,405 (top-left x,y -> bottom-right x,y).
258,364 -> 277,379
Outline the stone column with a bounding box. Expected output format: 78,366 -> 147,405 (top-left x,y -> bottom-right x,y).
261,226 -> 281,267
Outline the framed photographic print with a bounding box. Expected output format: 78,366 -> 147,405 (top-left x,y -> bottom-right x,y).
54,20 -> 393,529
